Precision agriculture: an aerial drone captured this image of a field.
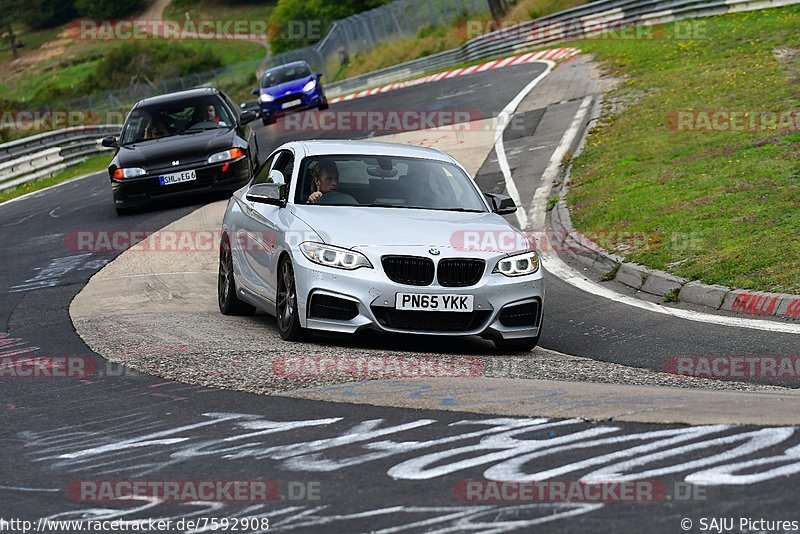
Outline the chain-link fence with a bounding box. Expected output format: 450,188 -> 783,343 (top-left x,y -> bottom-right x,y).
259,0 -> 489,79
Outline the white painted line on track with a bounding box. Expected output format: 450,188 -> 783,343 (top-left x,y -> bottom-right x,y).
528,95 -> 594,230
494,60 -> 556,229
543,251 -> 800,334
0,170 -> 105,210
495,66 -> 800,335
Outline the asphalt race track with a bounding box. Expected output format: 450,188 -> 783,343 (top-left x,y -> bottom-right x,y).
2,61 -> 799,532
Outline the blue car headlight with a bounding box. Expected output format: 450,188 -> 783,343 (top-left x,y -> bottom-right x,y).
259,93 -> 275,103
300,242 -> 372,270
493,251 -> 540,277
302,80 -> 317,93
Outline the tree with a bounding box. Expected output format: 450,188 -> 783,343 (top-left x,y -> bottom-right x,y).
0,0 -> 27,59
488,0 -> 511,21
23,0 -> 77,30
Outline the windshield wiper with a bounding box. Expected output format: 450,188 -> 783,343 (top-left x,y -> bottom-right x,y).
363,204 -> 485,212
179,127 -> 223,134
428,207 -> 485,212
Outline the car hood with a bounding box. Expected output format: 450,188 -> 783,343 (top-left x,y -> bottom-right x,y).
261,76 -> 313,96
117,128 -> 237,169
292,206 -> 527,252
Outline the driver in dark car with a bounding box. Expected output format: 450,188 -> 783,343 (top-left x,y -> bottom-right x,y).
307,159 -> 339,204
192,104 -> 227,127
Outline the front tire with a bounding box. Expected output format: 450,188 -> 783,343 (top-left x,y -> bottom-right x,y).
218,236 -> 257,316
262,115 -> 274,126
318,97 -> 329,111
276,258 -> 305,341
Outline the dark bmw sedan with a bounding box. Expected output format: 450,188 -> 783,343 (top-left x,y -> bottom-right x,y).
103,87 -> 259,215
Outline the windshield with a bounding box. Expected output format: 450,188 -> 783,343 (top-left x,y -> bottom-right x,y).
261,64 -> 312,88
119,95 -> 234,145
295,155 -> 488,212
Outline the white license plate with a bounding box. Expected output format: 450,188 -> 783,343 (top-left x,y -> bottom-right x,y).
395,293 -> 474,312
159,170 -> 197,186
281,99 -> 301,109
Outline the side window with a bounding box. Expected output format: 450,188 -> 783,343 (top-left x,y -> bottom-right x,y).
252,153 -> 278,185
273,150 -> 295,184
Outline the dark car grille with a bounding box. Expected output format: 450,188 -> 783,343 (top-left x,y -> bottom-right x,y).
382,256 -> 435,286
309,294 -> 359,321
498,301 -> 541,328
372,308 -> 491,332
437,258 -> 485,287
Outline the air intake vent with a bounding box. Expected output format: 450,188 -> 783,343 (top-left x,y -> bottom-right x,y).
437,258 -> 485,287
381,255 -> 434,286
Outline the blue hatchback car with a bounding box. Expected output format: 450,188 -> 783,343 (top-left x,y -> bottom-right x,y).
252,61 -> 328,126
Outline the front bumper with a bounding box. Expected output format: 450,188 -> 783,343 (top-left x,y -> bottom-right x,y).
259,88 -> 326,118
292,249 -> 544,340
112,157 -> 251,208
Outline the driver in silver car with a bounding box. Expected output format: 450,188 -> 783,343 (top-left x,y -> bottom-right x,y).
307,159 -> 340,204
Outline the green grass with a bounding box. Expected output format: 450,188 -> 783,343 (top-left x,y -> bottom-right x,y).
0,153 -> 110,204
0,0 -> 268,109
565,7 -> 800,293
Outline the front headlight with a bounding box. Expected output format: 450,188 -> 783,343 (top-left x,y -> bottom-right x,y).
207,148 -> 245,164
112,167 -> 146,180
300,242 -> 372,270
493,251 -> 539,277
259,93 -> 275,103
302,80 -> 317,92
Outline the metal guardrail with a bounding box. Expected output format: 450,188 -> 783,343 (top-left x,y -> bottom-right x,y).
0,125 -> 120,192
323,0 -> 800,97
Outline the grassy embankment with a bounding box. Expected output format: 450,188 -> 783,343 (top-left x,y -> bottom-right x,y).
565,7 -> 800,293
0,0 -> 274,202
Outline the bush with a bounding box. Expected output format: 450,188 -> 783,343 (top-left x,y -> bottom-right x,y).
74,0 -> 146,19
77,41 -> 222,93
269,0 -> 391,53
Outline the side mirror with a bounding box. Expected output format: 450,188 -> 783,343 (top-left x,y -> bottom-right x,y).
240,110 -> 257,125
316,71 -> 323,79
251,88 -> 259,95
485,192 -> 517,215
101,136 -> 118,148
246,183 -> 286,206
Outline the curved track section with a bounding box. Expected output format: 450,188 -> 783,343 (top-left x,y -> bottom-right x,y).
1,58 -> 799,531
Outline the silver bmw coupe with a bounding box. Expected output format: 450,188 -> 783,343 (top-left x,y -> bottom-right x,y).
218,140 -> 544,351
